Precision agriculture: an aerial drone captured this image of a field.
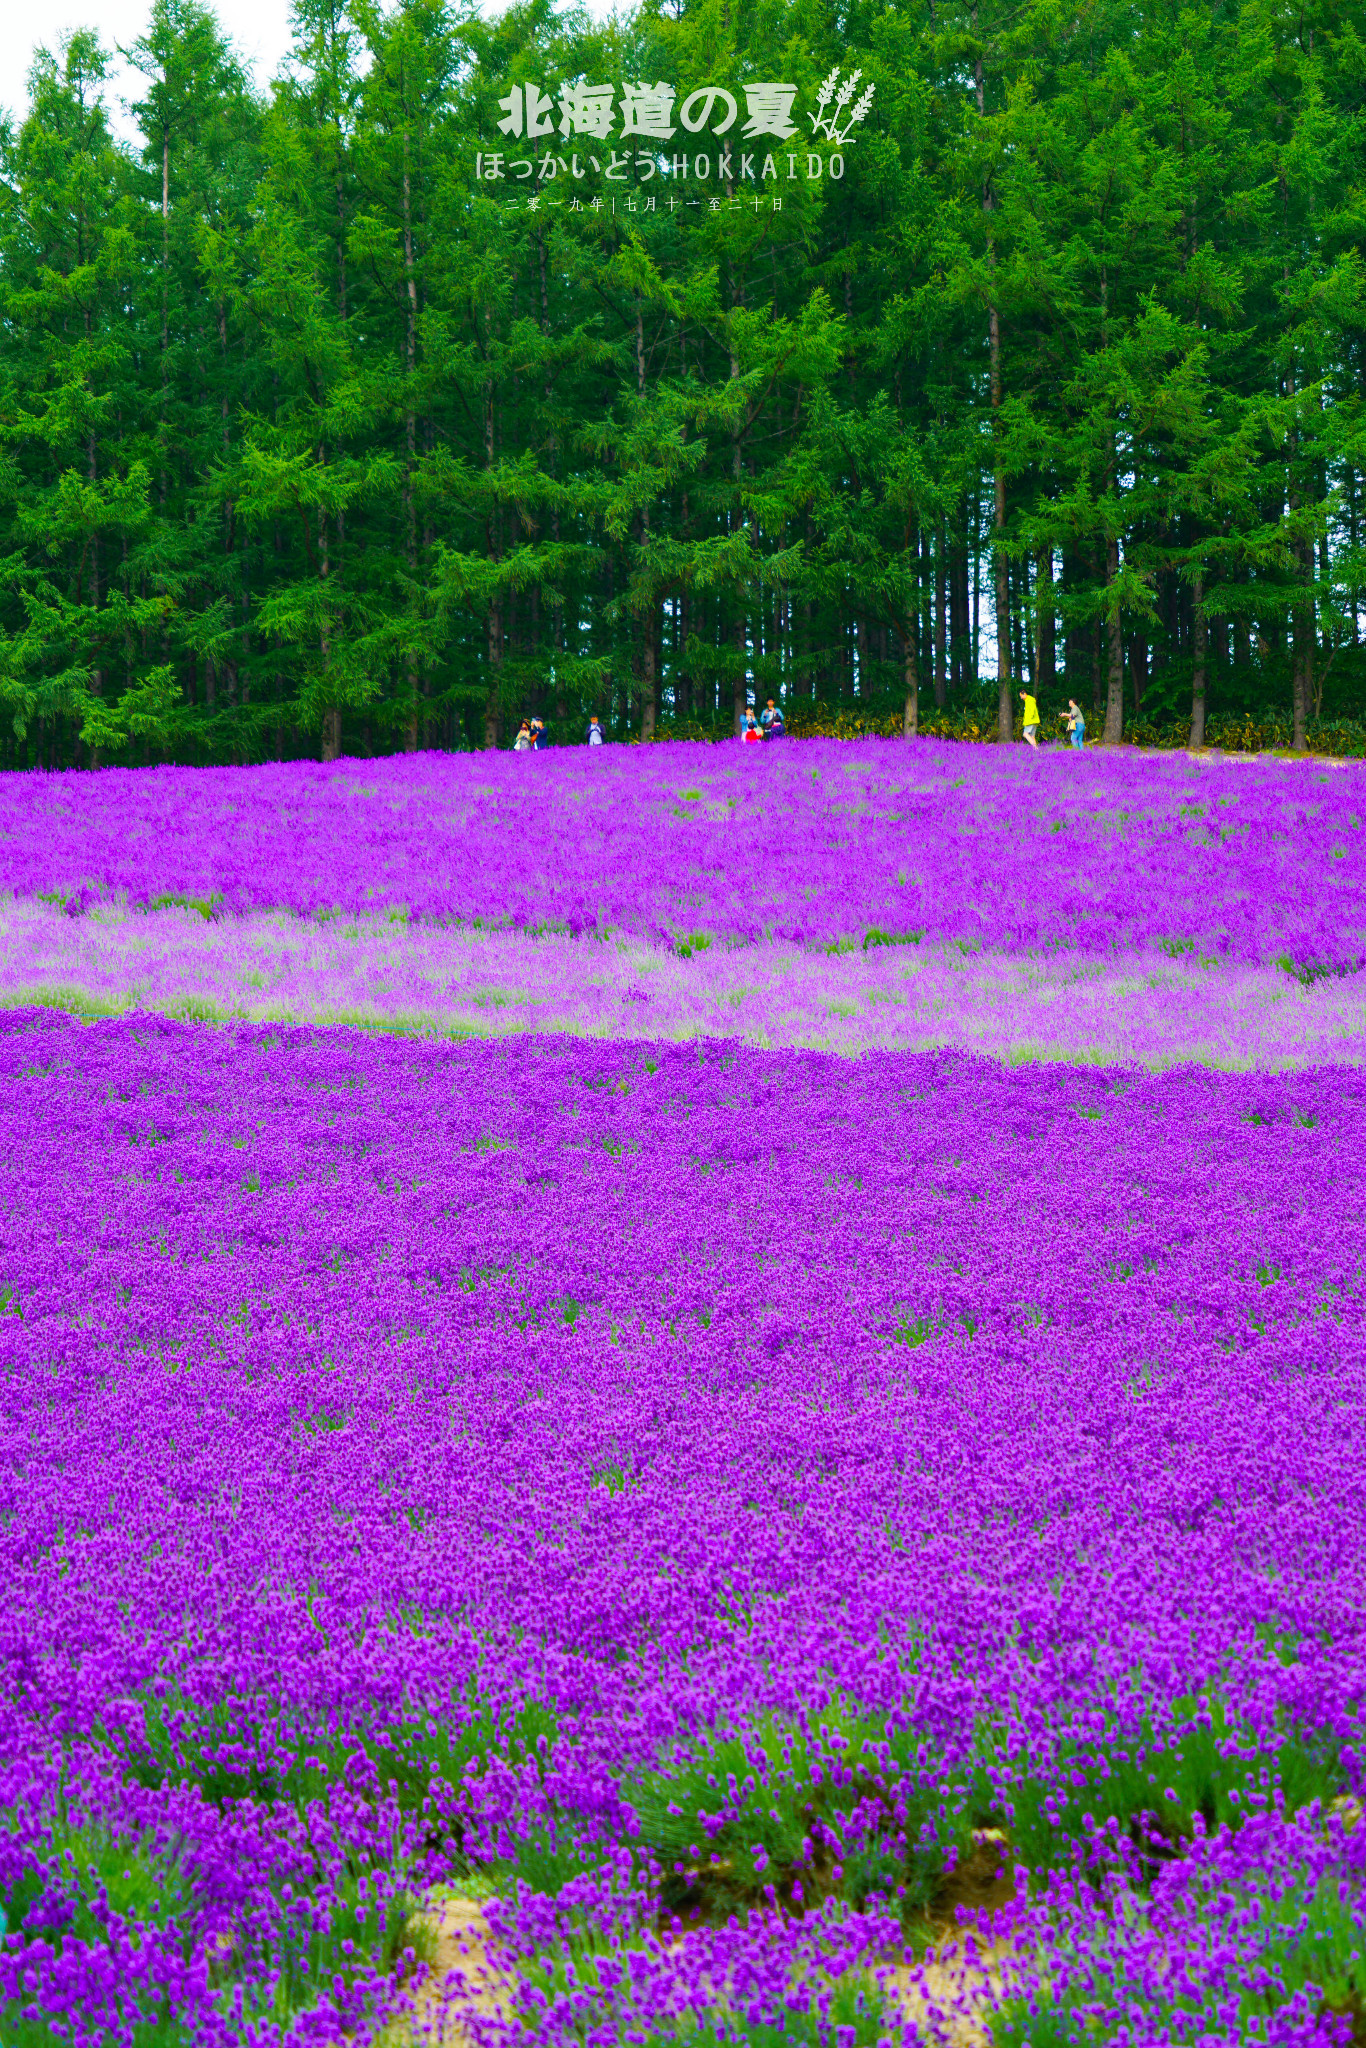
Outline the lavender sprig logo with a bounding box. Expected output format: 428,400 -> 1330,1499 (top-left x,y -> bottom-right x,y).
807,67 -> 875,146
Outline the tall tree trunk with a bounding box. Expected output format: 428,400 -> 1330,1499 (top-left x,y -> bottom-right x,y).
87,420 -> 103,767
976,43 -> 1011,742
953,521 -> 970,692
403,128 -> 419,751
1062,546 -> 1081,690
636,294 -> 657,741
1282,218 -> 1310,752
1103,534 -> 1124,743
1208,613 -> 1225,677
642,626 -> 658,741
992,410 -> 1010,740
483,351 -> 502,748
679,587 -> 693,722
217,301 -> 240,746
1015,554 -> 1033,684
728,279 -> 748,733
968,502 -> 980,684
945,527 -> 958,694
1099,256 -> 1124,744
1100,409 -> 1124,741
1292,540 -> 1313,751
1190,568 -> 1207,749
933,526 -> 947,707
734,612 -> 748,732
161,125 -> 170,357
903,619 -> 919,738
535,228 -> 565,720
319,499 -> 341,763
1129,625 -> 1148,721
1035,547 -> 1054,696
484,587 -> 503,750
1350,476 -> 1360,648
655,610 -> 665,732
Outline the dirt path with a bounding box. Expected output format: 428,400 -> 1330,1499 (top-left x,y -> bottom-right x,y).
410,1896 -> 514,2047
1139,747 -> 1356,767
408,1853 -> 1024,2048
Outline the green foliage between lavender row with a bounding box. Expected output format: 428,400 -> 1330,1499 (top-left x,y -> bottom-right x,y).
0,1807 -> 430,2048
48,1678 -> 1344,1916
2,1673 -> 1346,2043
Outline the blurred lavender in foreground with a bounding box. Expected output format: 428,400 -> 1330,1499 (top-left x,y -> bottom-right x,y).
3,899 -> 1364,1070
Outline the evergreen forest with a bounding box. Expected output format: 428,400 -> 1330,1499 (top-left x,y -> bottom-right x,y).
3,0 -> 1366,765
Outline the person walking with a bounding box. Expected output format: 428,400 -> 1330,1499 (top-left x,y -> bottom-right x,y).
1063,698 -> 1086,750
1019,688 -> 1041,750
512,720 -> 533,752
587,714 -> 604,746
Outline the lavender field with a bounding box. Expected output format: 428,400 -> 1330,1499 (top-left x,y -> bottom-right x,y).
2,740 -> 1363,962
4,745 -> 1366,2048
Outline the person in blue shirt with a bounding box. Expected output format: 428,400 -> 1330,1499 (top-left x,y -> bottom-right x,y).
587,715 -> 604,745
531,718 -> 548,749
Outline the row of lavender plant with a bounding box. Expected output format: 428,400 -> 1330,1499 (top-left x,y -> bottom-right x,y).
3,898 -> 1366,1070
1,1011 -> 1363,2043
3,743 -> 1363,969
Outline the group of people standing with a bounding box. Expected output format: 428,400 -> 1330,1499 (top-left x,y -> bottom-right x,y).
514,705 -> 786,748
517,693 -> 1084,750
740,699 -> 785,743
1019,691 -> 1087,750
514,714 -> 607,748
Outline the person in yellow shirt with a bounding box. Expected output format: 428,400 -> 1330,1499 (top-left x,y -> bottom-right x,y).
1018,688 -> 1041,749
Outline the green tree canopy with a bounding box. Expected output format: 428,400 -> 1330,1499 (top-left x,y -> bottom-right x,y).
1,0 -> 1364,763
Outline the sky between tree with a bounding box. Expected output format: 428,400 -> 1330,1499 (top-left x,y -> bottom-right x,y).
0,0 -> 612,141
